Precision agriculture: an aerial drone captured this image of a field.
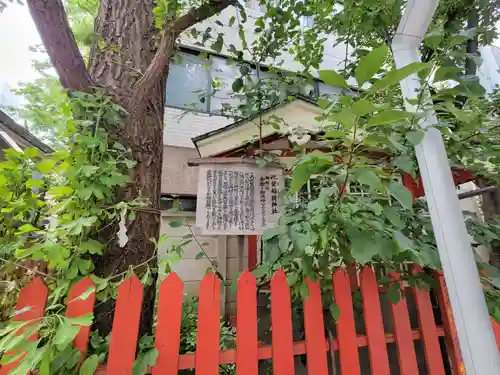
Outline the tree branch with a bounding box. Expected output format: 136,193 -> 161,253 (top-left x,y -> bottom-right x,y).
26,0 -> 92,92
133,0 -> 236,104
170,0 -> 237,34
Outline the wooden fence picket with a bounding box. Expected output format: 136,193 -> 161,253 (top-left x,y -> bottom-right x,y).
360,267 -> 391,375
491,317 -> 500,351
410,266 -> 445,375
236,271 -> 258,375
66,277 -> 95,360
2,267 -> 498,375
333,268 -> 361,374
435,272 -> 465,374
153,273 -> 183,375
195,273 -> 221,375
0,278 -> 48,375
388,272 -> 419,375
302,279 -> 329,375
106,275 -> 144,375
270,269 -> 295,375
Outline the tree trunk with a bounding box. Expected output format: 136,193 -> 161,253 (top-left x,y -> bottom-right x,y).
88,0 -> 174,335
27,0 -> 234,335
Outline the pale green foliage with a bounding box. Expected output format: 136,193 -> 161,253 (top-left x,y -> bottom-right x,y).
3,0 -> 500,373
6,76 -> 69,147
247,40 -> 500,315
255,56 -> 442,301
66,0 -> 99,53
0,91 -> 146,373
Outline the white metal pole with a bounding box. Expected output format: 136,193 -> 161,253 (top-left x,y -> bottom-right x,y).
392,0 -> 500,373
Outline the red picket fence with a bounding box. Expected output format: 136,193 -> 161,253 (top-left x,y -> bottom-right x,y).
1,267 -> 500,375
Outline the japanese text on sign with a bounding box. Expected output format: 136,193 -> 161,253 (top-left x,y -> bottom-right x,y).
196,164 -> 283,235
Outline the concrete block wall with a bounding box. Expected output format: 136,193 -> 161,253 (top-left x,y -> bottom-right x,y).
159,212 -> 248,315
161,145 -> 200,195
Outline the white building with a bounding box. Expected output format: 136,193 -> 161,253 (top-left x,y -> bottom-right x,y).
160,3 -> 492,302
159,4 -> 353,303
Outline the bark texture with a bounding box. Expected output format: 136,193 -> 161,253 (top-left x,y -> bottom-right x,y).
26,0 -> 92,92
27,0 -> 234,335
88,0 -> 170,335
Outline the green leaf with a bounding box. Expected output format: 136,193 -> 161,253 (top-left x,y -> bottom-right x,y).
252,266 -> 268,278
433,66 -> 462,82
387,283 -> 401,304
298,281 -> 310,299
383,206 -> 403,228
262,227 -> 280,242
286,272 -> 299,286
211,34 -> 224,54
81,165 -> 99,177
133,348 -> 158,375
329,303 -> 340,321
77,258 -> 94,274
65,313 -> 93,327
47,185 -> 74,198
113,142 -> 126,150
417,244 -> 441,268
394,231 -> 414,250
36,159 -> 55,173
10,347 -> 44,375
16,224 -> 38,234
319,70 -> 348,88
355,44 -> 389,86
424,30 -> 445,49
229,16 -> 236,26
54,322 -> 80,350
388,182 -> 413,210
79,354 -> 99,375
355,169 -> 381,189
348,229 -> 378,265
168,219 -> 185,228
482,263 -> 500,279
289,163 -> 310,194
232,77 -> 244,92
351,99 -> 376,116
317,98 -> 330,109
290,223 -> 317,251
323,130 -> 346,139
370,62 -> 432,92
24,147 -> 40,158
73,287 -> 96,302
195,251 -> 205,260
393,155 -> 415,174
367,110 -> 411,126
80,239 -> 104,255
329,108 -> 356,130
406,130 -> 425,145
26,178 -> 43,189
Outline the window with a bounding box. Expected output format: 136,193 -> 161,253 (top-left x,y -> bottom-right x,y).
165,51 -> 345,115
160,196 -> 197,212
242,0 -> 266,13
166,53 -> 211,112
318,83 -> 342,101
302,15 -> 315,28
210,56 -> 241,112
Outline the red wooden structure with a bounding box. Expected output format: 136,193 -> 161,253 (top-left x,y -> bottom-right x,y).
1,268 -> 499,375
